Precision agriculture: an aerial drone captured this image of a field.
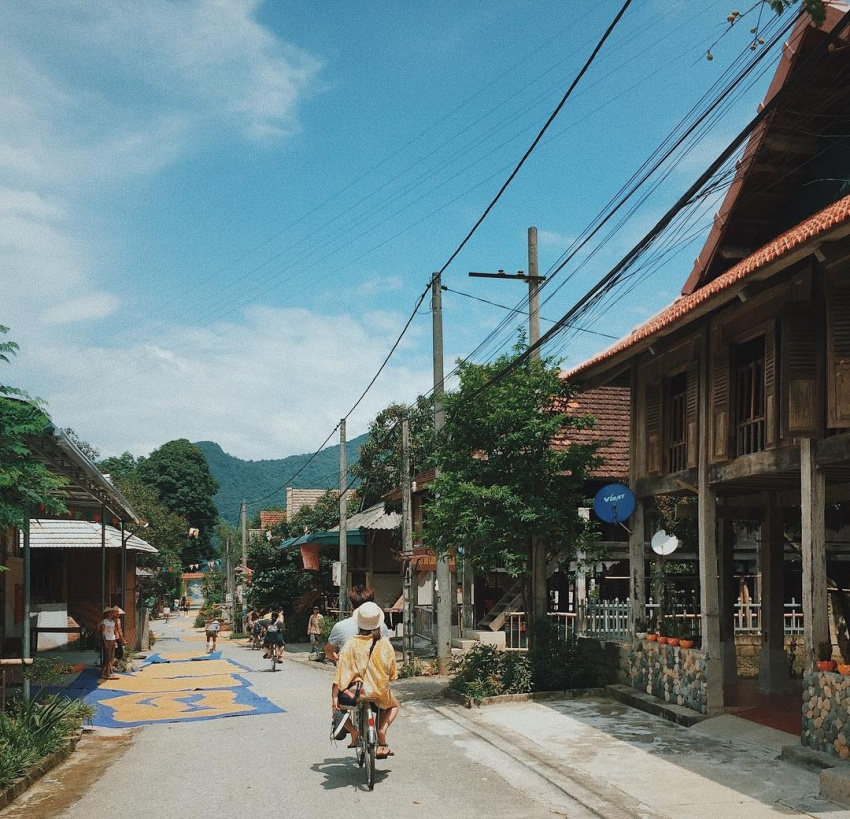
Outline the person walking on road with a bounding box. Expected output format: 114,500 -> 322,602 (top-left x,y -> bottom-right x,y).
162,604 -> 171,624
206,617 -> 221,653
308,607 -> 324,649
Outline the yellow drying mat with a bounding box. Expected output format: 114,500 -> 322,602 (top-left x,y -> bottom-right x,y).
102,689 -> 254,723
98,673 -> 243,693
153,651 -> 218,661
134,659 -> 237,679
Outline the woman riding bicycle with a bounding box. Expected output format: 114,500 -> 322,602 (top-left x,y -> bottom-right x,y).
331,601 -> 398,759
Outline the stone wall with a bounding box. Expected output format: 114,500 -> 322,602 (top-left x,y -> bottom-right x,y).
735,634 -> 805,678
802,671 -> 850,758
577,637 -> 628,684
626,640 -> 708,714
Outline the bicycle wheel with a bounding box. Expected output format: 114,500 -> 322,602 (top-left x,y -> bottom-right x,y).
271,652 -> 277,672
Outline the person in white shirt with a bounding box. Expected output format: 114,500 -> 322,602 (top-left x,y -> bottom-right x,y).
100,607 -> 120,680
206,618 -> 221,653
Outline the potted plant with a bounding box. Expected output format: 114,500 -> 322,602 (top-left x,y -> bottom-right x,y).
657,616 -> 669,644
646,613 -> 657,642
679,623 -> 694,649
634,618 -> 647,640
817,641 -> 837,672
667,617 -> 680,647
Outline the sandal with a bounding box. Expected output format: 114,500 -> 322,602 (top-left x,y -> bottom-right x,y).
375,746 -> 393,758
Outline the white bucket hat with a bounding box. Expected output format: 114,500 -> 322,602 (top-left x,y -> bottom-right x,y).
354,601 -> 383,631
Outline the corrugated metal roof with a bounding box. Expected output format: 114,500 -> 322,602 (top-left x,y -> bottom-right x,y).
330,503 -> 400,532
24,520 -> 158,553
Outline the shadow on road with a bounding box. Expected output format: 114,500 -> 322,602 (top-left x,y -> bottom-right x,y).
311,758 -> 391,790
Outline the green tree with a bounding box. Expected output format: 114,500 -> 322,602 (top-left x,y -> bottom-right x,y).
424,345 -> 600,640
0,326 -> 67,530
97,452 -> 140,483
350,397 -> 434,507
137,439 -> 219,563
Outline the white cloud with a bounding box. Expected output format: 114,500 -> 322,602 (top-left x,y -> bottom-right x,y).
23,306 -> 432,460
537,230 -> 575,250
40,294 -> 121,326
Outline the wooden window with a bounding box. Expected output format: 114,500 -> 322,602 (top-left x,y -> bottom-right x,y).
734,336 -> 766,456
666,372 -> 687,473
827,286 -> 850,427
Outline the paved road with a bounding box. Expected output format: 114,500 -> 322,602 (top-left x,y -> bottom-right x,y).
1,619 -> 565,819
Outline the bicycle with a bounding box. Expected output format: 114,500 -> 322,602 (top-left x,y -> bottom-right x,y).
347,700 -> 380,790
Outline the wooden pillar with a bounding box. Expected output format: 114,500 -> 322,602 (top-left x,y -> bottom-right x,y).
628,362 -> 645,634
760,499 -> 790,692
801,438 -> 828,671
699,334 -> 724,713
628,502 -> 645,633
719,516 -> 738,685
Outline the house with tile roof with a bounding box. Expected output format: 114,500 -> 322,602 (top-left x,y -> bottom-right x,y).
565,4 -> 850,740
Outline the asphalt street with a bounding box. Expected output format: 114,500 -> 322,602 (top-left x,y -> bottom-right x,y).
0,617 -> 567,819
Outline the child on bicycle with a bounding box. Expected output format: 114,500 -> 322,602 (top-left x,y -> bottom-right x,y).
262,611 -> 285,663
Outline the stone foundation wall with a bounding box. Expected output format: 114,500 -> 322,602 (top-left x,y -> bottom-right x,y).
577,637 -> 628,684
627,640 -> 708,714
735,634 -> 805,678
802,672 -> 850,758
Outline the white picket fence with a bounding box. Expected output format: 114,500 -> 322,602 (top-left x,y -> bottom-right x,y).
501,597 -> 805,651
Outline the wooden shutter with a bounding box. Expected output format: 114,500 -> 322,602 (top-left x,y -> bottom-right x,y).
710,327 -> 731,463
782,303 -> 822,437
685,360 -> 699,469
645,376 -> 663,476
764,319 -> 779,448
828,287 -> 850,427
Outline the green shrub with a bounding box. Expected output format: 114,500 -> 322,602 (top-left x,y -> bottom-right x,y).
529,618 -> 599,691
449,644 -> 532,701
0,695 -> 94,789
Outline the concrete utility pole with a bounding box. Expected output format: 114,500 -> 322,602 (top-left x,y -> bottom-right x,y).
432,273 -> 452,674
469,227 -> 548,628
339,418 -> 349,614
225,536 -> 234,628
240,499 -> 247,633
401,418 -> 415,667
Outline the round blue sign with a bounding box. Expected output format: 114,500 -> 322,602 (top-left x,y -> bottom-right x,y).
593,483 -> 636,524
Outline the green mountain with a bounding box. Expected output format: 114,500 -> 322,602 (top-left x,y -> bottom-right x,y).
195,436 -> 367,525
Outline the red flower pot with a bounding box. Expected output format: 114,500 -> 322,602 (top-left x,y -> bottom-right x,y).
817,660 -> 837,672
657,635 -> 668,644
679,639 -> 694,649
668,637 -> 680,647
646,634 -> 657,642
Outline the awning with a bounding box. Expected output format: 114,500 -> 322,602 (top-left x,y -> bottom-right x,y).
24,520 -> 158,553
279,529 -> 366,549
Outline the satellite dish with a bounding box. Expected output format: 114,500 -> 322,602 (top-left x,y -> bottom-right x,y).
651,530 -> 679,556
593,484 -> 636,525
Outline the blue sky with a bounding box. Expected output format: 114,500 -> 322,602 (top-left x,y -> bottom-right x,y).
2,0 -> 785,460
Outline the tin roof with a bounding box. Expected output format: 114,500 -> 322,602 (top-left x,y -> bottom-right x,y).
330,502 -> 400,531
24,519 -> 157,553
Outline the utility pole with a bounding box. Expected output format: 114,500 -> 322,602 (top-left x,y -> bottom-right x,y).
401,418 -> 415,668
225,536 -> 234,628
469,226 -> 548,630
239,499 -> 247,633
339,419 -> 348,614
432,273 -> 452,674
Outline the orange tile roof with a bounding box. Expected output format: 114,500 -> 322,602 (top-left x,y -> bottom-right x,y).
552,386 -> 629,480
259,510 -> 286,529
566,194 -> 850,382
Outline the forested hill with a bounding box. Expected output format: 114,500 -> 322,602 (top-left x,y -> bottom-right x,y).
195,436 -> 367,525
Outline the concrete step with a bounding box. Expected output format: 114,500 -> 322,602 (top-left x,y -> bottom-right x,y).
468,630 -> 506,648
451,639 -> 476,650
606,684 -> 709,728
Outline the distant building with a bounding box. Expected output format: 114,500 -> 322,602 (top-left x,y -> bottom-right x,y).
286,488 -> 328,520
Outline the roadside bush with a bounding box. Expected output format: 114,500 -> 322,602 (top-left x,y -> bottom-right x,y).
449,644 -> 532,702
0,695 -> 94,789
529,618 -> 599,691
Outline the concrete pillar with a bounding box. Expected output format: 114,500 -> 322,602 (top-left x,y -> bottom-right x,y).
699,332 -> 723,713
628,501 -> 645,634
801,438 -> 828,671
759,500 -> 791,693
719,517 -> 738,685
